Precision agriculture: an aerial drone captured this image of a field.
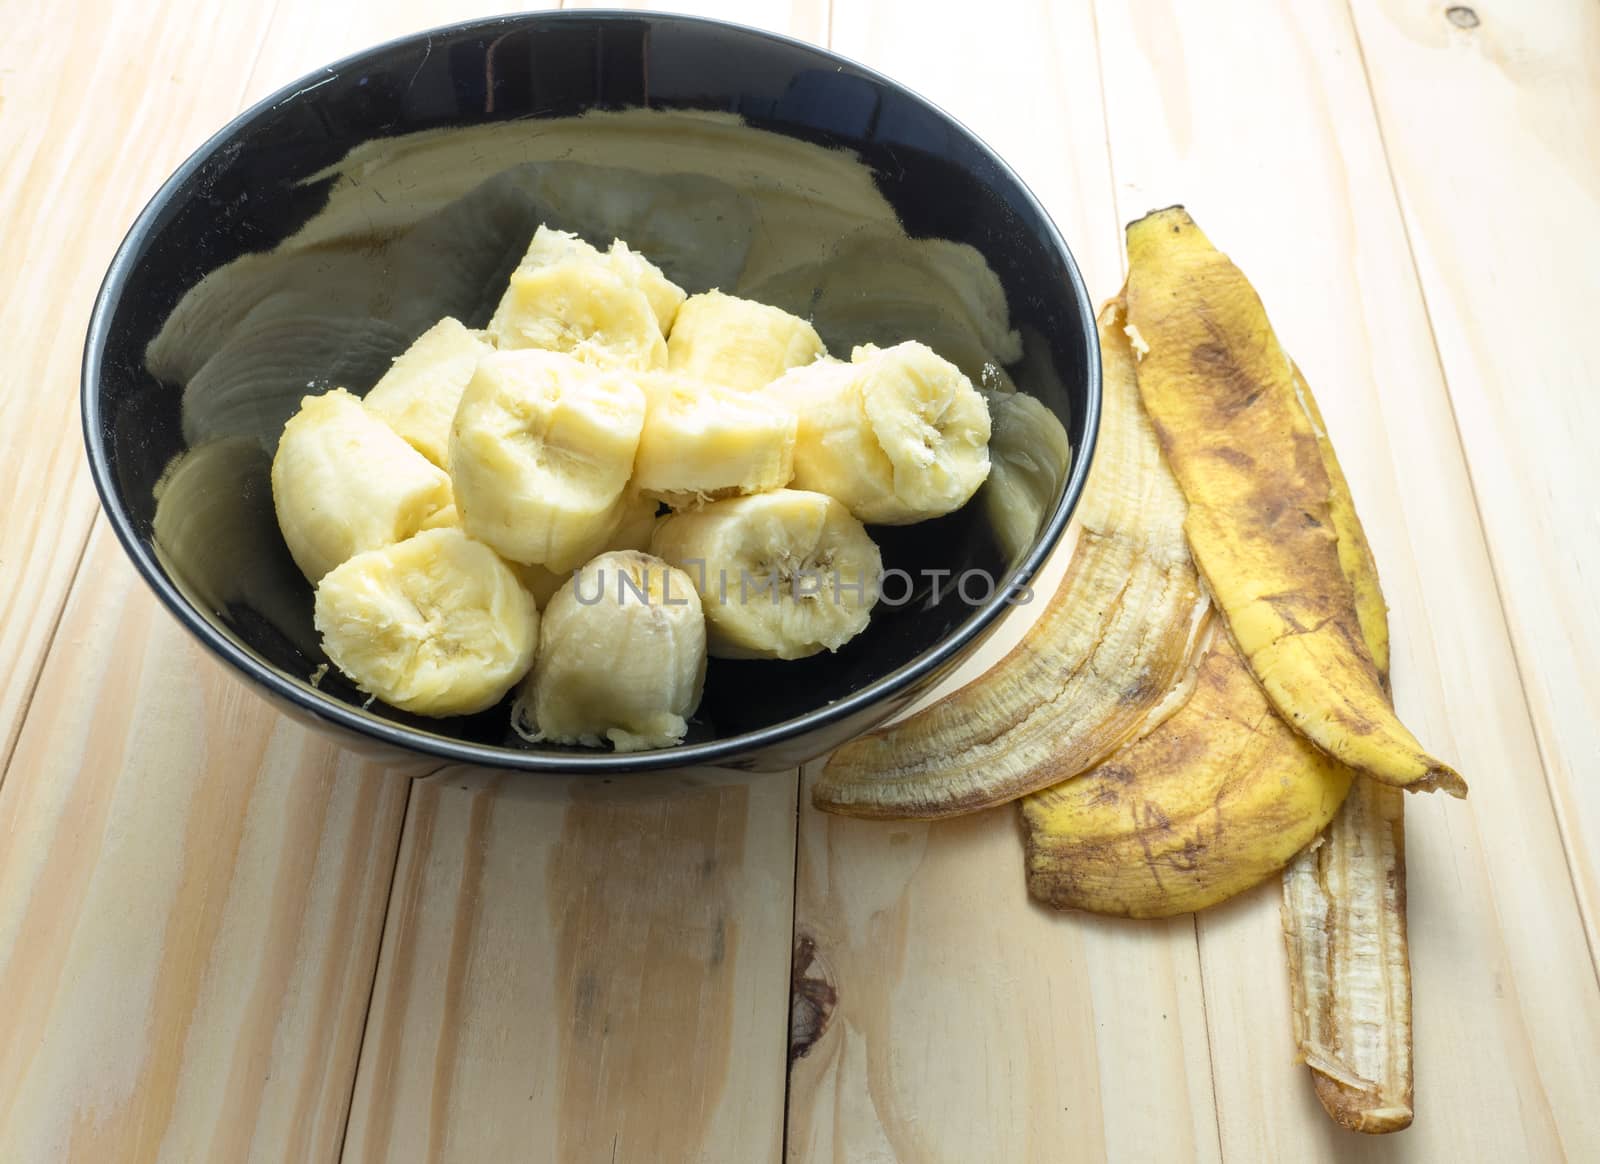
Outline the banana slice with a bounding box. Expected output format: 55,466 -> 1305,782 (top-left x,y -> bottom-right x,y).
509,489 -> 662,607
774,341 -> 992,525
271,388 -> 453,583
488,259 -> 666,371
651,489 -> 880,660
512,549 -> 706,751
666,289 -> 826,392
449,349 -> 646,571
634,372 -> 797,505
314,527 -> 539,716
363,317 -> 491,467
497,225 -> 686,336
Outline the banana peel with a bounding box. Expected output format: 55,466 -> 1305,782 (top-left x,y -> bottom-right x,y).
810,302 -> 1208,818
1281,352 -> 1413,1133
1022,623 -> 1353,918
1124,207 -> 1463,797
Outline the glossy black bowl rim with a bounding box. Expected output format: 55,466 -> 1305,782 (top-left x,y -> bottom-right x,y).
81,9 -> 1102,774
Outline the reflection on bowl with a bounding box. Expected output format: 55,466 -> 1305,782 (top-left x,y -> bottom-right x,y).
85,13 -> 1099,772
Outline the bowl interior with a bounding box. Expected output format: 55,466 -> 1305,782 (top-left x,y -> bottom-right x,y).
88,13 -> 1098,765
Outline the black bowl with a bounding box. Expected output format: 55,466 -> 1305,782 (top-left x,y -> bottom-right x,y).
82,11 -> 1100,773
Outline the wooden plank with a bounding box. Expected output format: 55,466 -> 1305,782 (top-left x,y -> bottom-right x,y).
0,4 -> 567,1159
340,5 -> 825,1163
1090,0 -> 1600,1155
0,528 -> 412,1162
1347,0 -> 1600,960
341,767 -> 797,1162
785,3 -> 1223,1161
0,0 -> 279,777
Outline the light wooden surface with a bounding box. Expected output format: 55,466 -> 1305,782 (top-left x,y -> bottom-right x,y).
2,0 -> 1596,1160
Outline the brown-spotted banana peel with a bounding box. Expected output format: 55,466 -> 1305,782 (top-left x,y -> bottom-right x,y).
1123,207 -> 1463,798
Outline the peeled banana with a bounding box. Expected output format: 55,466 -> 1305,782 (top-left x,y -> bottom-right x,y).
651,489 -> 880,660
489,259 -> 667,371
363,317 -> 491,467
811,305 -> 1207,818
1022,627 -> 1353,918
666,289 -> 826,392
1124,207 -> 1464,798
775,341 -> 992,525
496,225 -> 686,336
448,349 -> 646,571
271,387 -> 453,583
314,527 -> 538,716
512,549 -> 705,751
508,489 -> 661,607
633,372 -> 797,505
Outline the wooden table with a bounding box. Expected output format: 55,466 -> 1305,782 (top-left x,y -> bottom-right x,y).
4,0 -> 1597,1159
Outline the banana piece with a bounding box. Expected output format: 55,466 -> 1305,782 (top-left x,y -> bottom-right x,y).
511,549 -> 705,751
509,489 -> 662,607
666,289 -> 826,392
448,349 -> 646,572
811,305 -> 1208,818
1124,207 -> 1464,797
633,372 -> 797,505
1281,357 -> 1412,1134
271,388 -> 452,583
489,259 -> 667,371
363,317 -> 492,467
982,388 -> 1074,563
774,341 -> 992,525
314,527 -> 538,716
497,225 -> 686,336
1021,627 -> 1353,918
651,489 -> 881,660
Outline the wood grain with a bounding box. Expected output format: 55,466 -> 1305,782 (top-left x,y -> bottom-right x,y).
0,529 -> 412,1162
786,3 -> 1222,1161
0,0 -> 279,778
565,0 -> 829,44
1091,0 -> 1600,1155
341,768 -> 797,1163
1347,0 -> 1600,962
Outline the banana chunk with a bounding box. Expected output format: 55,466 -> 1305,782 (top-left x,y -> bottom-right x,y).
512,549 -> 706,751
634,372 -> 798,505
489,259 -> 667,371
449,349 -> 646,572
775,341 -> 991,525
508,488 -> 662,607
314,527 -> 539,717
652,489 -> 880,660
666,289 -> 826,392
496,225 -> 686,336
271,388 -> 453,583
363,317 -> 492,467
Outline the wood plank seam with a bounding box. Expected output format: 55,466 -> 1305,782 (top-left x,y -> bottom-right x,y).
335,762 -> 450,1163
0,527 -> 90,792
1190,914 -> 1229,1161
1341,0 -> 1600,993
